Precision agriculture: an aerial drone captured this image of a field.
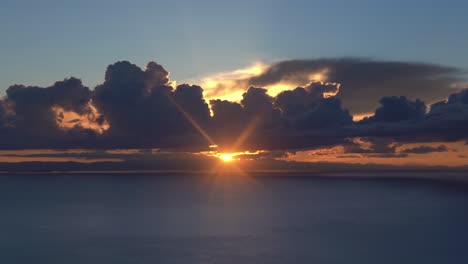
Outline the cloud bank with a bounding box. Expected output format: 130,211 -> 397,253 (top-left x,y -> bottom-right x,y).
0,58 -> 467,156
201,58 -> 465,115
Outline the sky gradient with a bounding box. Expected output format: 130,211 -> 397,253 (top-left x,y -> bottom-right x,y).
1,0 -> 468,90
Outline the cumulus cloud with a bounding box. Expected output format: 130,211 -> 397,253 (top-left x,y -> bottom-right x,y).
0,78 -> 102,149
275,81 -> 341,118
360,96 -> 426,123
355,88 -> 468,144
93,61 -> 211,149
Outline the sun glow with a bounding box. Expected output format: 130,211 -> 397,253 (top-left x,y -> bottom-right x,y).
195,63 -> 332,104
201,150 -> 263,163
219,153 -> 235,162
198,62 -> 267,102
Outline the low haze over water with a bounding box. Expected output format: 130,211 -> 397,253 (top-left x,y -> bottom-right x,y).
1,174 -> 467,263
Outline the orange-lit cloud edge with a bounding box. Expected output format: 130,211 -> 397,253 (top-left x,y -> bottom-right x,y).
194,63 -> 332,104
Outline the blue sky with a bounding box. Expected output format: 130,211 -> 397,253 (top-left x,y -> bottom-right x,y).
1,0 -> 467,92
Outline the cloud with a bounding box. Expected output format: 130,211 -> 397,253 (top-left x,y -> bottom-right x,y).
360,96 -> 426,123
209,83 -> 351,150
0,58 -> 467,158
0,78 -> 102,149
199,58 -> 465,115
92,61 -> 212,149
355,88 -> 468,144
275,81 -> 341,118
343,137 -> 399,154
199,63 -> 267,101
400,145 -> 449,154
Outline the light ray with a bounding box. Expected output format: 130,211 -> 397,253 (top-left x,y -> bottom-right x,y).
231,111 -> 264,151
167,95 -> 216,146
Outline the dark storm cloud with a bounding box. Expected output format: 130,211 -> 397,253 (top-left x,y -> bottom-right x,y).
0,59 -> 467,154
246,58 -> 465,114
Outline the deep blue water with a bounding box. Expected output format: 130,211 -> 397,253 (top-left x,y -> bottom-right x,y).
1,174 -> 468,263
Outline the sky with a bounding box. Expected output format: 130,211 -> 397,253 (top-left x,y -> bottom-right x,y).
1,0 -> 468,172
1,0 -> 468,90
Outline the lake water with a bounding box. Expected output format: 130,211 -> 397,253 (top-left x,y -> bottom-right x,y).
1,174 -> 467,263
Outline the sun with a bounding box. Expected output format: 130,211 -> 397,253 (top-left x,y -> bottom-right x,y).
219,153 -> 235,162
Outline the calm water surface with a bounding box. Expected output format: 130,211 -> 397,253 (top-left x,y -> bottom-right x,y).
1,174 -> 467,263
